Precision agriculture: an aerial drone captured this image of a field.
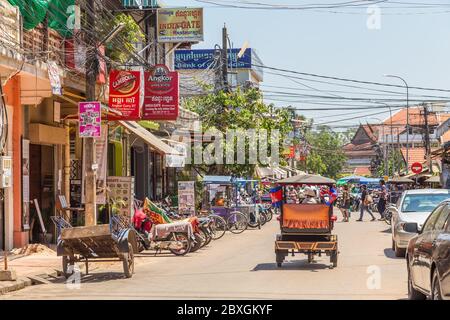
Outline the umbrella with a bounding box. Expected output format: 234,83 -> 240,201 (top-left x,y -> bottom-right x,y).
277,173 -> 336,185
388,176 -> 414,184
425,176 -> 441,184
336,175 -> 364,185
359,177 -> 382,185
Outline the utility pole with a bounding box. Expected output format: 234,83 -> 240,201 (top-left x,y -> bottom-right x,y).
423,104 -> 432,173
84,0 -> 98,226
222,24 -> 229,91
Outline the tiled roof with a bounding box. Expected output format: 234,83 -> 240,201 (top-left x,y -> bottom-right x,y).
343,142 -> 377,157
353,167 -> 371,176
400,148 -> 427,169
383,107 -> 450,128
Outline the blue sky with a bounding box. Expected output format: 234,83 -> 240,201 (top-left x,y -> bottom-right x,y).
162,1 -> 450,128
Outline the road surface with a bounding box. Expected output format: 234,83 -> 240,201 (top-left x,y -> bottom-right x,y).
1,213 -> 408,299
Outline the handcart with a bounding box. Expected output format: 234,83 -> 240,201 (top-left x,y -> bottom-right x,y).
52,215 -> 138,278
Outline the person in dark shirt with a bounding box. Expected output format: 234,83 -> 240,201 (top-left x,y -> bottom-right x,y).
377,180 -> 388,220
357,185 -> 376,222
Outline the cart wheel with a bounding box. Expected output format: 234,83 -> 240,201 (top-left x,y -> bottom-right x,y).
308,253 -> 313,263
62,255 -> 75,279
123,243 -> 134,278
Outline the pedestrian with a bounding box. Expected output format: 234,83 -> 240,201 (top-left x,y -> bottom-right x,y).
377,180 -> 388,220
339,185 -> 350,222
302,187 -> 318,204
357,185 -> 376,222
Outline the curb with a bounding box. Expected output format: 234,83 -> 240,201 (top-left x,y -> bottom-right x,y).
0,270 -> 62,296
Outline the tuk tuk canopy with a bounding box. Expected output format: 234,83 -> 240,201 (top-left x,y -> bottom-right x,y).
277,173 -> 336,185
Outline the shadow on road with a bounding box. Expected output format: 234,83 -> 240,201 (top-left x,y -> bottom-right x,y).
380,227 -> 392,234
383,248 -> 404,260
252,260 -> 331,272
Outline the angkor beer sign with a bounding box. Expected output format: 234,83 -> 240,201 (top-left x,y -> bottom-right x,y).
143,65 -> 179,120
108,70 -> 141,119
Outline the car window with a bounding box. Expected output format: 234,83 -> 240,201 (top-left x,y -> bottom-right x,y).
401,194 -> 450,213
422,204 -> 445,232
434,205 -> 450,231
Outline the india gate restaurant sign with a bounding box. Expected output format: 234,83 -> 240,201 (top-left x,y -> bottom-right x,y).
143,65 -> 179,121
157,8 -> 204,43
108,70 -> 141,120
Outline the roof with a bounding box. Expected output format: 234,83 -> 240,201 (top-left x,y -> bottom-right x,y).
361,124 -> 381,142
118,121 -> 181,155
353,167 -> 371,176
343,142 -> 377,157
403,189 -> 450,195
400,148 -> 426,169
384,107 -> 450,128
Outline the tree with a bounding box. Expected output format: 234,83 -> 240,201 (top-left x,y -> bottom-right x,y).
375,149 -> 406,177
183,88 -> 294,177
305,126 -> 347,179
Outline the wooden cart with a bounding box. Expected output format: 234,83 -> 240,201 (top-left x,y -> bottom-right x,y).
52,216 -> 138,278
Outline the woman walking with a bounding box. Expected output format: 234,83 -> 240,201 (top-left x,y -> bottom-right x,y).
357,185 -> 376,222
339,185 -> 351,222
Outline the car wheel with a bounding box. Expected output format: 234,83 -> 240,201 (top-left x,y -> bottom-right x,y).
408,262 -> 426,300
431,270 -> 443,300
394,241 -> 406,258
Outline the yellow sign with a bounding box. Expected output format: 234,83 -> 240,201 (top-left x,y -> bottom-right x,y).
157,8 -> 204,43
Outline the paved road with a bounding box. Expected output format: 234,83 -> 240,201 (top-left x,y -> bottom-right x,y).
1,213 -> 408,300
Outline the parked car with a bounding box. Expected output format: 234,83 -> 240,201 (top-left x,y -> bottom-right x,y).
405,200 -> 450,300
390,189 -> 450,257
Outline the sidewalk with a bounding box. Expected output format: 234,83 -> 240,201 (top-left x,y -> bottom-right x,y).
0,247 -> 61,295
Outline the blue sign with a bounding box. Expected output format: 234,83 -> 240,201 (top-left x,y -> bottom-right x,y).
175,48 -> 253,70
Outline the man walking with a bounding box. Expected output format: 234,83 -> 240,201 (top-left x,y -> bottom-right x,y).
377,180 -> 388,221
357,185 -> 376,222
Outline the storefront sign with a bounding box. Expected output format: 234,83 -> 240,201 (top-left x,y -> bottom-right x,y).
143,65 -> 179,120
175,48 -> 252,70
22,139 -> 30,230
107,176 -> 135,218
122,0 -> 158,7
157,8 -> 204,43
79,101 -> 101,138
109,70 -> 141,120
178,181 -> 195,216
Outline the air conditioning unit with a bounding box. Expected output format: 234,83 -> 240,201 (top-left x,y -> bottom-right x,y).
0,156 -> 12,188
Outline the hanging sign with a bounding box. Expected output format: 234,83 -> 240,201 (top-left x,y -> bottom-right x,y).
157,8 -> 204,43
143,65 -> 179,120
47,61 -> 62,95
108,70 -> 141,120
79,101 -> 101,138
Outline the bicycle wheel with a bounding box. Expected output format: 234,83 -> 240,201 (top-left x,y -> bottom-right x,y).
209,214 -> 227,240
227,211 -> 248,234
247,210 -> 260,228
265,207 -> 273,222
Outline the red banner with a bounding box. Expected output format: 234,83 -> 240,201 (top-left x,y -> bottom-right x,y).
108,70 -> 141,120
143,65 -> 179,120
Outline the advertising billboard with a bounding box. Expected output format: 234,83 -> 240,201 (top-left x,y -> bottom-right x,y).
143,65 -> 179,120
108,70 -> 141,120
157,8 -> 203,43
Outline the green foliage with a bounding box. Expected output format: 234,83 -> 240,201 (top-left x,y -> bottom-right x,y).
305,126 -> 347,179
138,121 -> 160,131
183,88 -> 294,177
101,13 -> 145,64
375,149 -> 406,177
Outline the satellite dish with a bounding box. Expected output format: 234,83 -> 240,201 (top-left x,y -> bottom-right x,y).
237,41 -> 249,59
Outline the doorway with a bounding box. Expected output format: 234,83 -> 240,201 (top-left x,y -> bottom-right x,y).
29,144 -> 55,243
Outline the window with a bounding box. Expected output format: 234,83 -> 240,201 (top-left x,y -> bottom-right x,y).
401,193 -> 450,213
434,205 -> 450,231
423,204 -> 445,232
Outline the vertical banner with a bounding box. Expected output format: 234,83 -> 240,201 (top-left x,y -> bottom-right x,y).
95,125 -> 108,204
22,139 -> 30,230
47,61 -> 62,95
178,181 -> 195,216
143,65 -> 179,120
108,70 -> 141,119
79,101 -> 101,138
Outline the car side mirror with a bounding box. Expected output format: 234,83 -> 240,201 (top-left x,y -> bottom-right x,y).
403,222 -> 419,234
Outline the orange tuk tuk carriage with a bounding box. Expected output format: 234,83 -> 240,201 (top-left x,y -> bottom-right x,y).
273,174 -> 339,269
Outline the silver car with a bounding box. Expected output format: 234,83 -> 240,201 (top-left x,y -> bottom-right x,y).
390,189 -> 450,258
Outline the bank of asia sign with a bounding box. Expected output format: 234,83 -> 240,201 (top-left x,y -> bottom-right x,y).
157,8 -> 203,43
175,48 -> 252,70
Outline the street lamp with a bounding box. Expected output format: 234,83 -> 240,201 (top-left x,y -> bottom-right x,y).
384,74 -> 409,172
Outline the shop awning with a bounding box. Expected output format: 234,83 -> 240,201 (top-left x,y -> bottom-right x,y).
118,121 -> 181,155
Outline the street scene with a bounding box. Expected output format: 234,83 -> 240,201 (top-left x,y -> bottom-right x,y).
1,0 -> 450,302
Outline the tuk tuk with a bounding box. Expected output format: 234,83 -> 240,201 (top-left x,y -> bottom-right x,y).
273,174 -> 339,268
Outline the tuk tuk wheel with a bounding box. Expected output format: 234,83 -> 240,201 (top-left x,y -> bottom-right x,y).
123,243 -> 134,278
62,255 -> 75,279
330,251 -> 338,268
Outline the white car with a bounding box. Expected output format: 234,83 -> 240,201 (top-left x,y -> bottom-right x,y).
391,189 -> 450,257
